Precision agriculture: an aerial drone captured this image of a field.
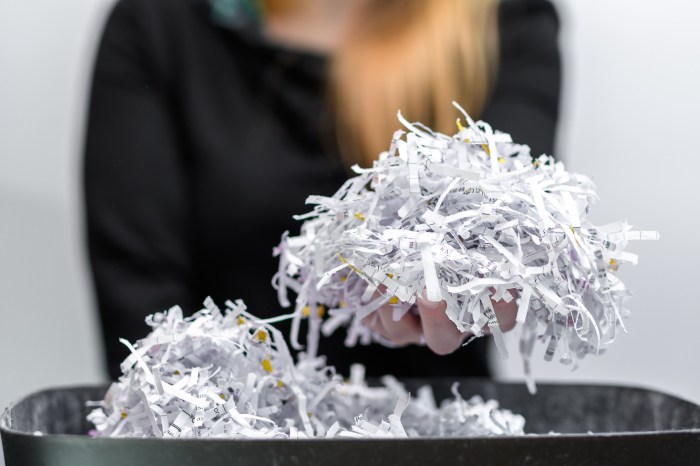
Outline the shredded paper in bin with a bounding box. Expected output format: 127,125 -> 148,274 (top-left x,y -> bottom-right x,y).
88,299 -> 524,438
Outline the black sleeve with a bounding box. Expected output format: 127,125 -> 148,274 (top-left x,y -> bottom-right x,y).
84,0 -> 196,379
481,0 -> 561,157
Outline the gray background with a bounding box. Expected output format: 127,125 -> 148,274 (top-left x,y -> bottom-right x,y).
1,0 -> 699,461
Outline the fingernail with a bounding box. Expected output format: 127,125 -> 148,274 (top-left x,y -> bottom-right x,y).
418,290 -> 442,309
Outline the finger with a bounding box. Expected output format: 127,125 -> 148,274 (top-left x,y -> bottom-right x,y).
362,312 -> 387,337
492,296 -> 518,333
416,293 -> 464,355
361,312 -> 382,331
360,287 -> 387,328
377,303 -> 422,346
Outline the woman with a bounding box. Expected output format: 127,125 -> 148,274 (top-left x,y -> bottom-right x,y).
84,0 -> 560,380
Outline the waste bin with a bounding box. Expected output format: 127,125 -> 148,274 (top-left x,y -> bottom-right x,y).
3,380 -> 700,466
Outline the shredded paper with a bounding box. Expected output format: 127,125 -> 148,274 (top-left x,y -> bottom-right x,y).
90,103 -> 656,439
274,102 -> 657,391
88,298 -> 524,438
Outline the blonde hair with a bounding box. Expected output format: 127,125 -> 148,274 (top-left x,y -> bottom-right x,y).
268,0 -> 499,167
331,0 -> 498,166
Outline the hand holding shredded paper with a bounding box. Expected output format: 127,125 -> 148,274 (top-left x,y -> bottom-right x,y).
360,285 -> 517,355
274,102 -> 658,390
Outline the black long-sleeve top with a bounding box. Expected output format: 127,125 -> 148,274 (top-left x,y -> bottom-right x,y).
84,0 -> 561,380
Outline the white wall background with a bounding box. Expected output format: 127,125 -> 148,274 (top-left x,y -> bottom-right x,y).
0,0 -> 699,461
0,1 -> 113,463
494,0 -> 700,402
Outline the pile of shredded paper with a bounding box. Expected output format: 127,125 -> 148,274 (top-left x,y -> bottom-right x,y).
88,298 -> 524,439
90,103 -> 657,439
274,102 -> 657,391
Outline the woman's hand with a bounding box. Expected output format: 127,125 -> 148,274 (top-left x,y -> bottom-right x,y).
362,289 -> 518,355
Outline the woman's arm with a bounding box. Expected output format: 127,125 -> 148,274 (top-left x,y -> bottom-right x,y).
84,0 -> 196,379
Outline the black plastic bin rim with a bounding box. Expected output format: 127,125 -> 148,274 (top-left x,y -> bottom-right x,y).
3,428 -> 700,441
3,380 -> 700,438
4,381 -> 700,466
